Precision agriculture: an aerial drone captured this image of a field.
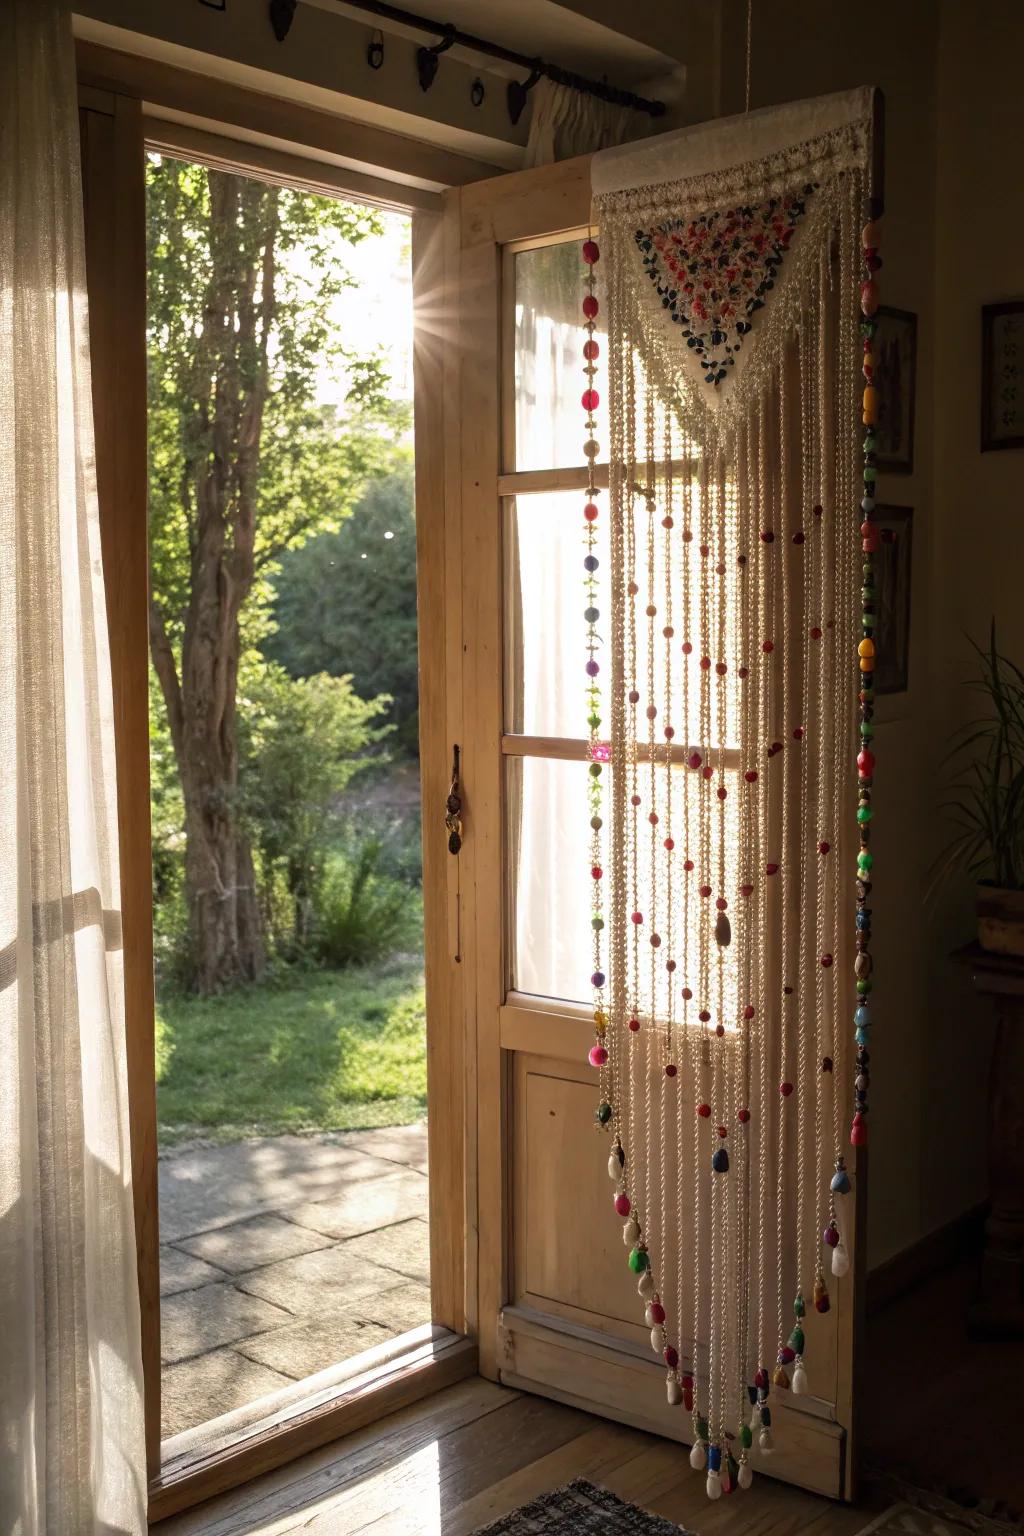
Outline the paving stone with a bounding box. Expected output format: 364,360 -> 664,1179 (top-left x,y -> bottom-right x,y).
287,1170 -> 427,1241
178,1213 -> 332,1275
160,1245 -> 226,1297
344,1122 -> 428,1174
236,1242 -> 403,1314
161,1282 -> 293,1365
161,1347 -> 293,1440
236,1310 -> 392,1381
346,1280 -> 432,1337
343,1217 -> 430,1284
159,1135 -> 403,1242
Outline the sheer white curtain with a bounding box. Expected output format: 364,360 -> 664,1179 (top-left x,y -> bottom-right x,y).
0,1 -> 147,1531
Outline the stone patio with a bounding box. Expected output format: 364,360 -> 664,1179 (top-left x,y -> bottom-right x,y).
159,1122 -> 430,1439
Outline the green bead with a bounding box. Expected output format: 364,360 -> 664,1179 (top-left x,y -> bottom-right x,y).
863,433 -> 878,454
860,721 -> 874,739
793,1293 -> 806,1317
863,465 -> 877,485
858,851 -> 874,872
857,979 -> 871,995
588,714 -> 601,729
740,1424 -> 753,1448
789,1326 -> 805,1353
628,1245 -> 649,1274
697,1416 -> 709,1439
861,587 -> 875,603
592,917 -> 604,931
596,1102 -> 612,1125
589,763 -> 601,778
857,804 -> 873,824
863,612 -> 876,630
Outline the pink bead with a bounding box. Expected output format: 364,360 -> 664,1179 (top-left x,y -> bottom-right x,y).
851,1111 -> 868,1146
582,239 -> 600,265
589,1045 -> 608,1068
631,911 -> 644,925
581,388 -> 599,412
614,1192 -> 631,1216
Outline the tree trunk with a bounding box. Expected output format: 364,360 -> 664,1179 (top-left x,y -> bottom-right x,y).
149,170 -> 278,994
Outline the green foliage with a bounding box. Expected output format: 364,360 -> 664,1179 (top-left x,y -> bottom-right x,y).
155,956 -> 427,1144
237,662 -> 392,955
146,154 -> 398,650
265,466 -> 419,751
933,622 -> 1024,894
314,840 -> 421,968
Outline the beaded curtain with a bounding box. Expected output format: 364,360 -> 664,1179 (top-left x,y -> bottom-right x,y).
582,91 -> 880,1497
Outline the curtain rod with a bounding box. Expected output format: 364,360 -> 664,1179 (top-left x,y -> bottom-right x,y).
270,0 -> 666,120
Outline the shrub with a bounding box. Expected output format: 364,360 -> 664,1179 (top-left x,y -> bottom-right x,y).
314,839 -> 420,967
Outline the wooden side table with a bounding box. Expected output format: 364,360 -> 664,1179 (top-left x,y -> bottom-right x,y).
957,942 -> 1024,1338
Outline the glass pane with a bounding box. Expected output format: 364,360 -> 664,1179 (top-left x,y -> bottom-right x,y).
513,241 -> 606,472
505,485 -> 742,747
509,756 -> 742,1016
510,755 -> 607,1004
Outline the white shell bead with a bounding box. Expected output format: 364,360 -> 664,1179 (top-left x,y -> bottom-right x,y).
650,1325 -> 666,1353
608,1154 -> 621,1180
832,1241 -> 850,1277
637,1271 -> 655,1298
758,1428 -> 774,1453
738,1461 -> 753,1490
666,1376 -> 682,1406
644,1303 -> 655,1327
689,1440 -> 707,1471
623,1217 -> 640,1245
706,1471 -> 722,1500
791,1363 -> 808,1395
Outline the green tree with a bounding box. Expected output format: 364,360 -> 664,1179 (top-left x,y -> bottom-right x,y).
266,466 -> 419,752
146,155 -> 394,993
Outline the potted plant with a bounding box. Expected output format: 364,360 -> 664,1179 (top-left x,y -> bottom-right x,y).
933,623 -> 1024,955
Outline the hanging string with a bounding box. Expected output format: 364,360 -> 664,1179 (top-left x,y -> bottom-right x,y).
745,0 -> 753,114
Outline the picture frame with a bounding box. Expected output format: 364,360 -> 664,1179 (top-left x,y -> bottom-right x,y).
981,300 -> 1024,451
872,306 -> 917,473
873,504 -> 913,695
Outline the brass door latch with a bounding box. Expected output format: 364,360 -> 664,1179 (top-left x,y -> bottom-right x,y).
446,744 -> 463,855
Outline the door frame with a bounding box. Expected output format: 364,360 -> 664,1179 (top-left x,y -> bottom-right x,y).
77,52 -> 477,1521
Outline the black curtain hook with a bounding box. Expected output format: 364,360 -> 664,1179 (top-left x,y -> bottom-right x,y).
417,24 -> 456,92
367,28 -> 385,69
507,64 -> 542,126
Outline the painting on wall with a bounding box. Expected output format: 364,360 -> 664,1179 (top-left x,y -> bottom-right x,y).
872,306 -> 917,473
873,504 -> 913,695
981,300 -> 1024,451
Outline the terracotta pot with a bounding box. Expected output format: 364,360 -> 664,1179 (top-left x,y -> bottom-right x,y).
977,883 -> 1024,957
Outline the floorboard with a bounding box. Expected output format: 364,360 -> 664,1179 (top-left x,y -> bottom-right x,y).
157,1378 -> 876,1535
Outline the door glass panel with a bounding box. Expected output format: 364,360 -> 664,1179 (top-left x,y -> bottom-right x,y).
513,241 -> 606,472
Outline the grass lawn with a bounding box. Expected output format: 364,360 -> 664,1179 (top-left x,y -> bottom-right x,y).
155,953 -> 426,1148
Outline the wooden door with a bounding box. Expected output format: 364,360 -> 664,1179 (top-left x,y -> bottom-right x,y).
446,157 -> 862,1501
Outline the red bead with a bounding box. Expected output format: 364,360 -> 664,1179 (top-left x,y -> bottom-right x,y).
683,860 -> 694,872
821,953 -> 833,967
858,748 -> 875,776
697,1103 -> 711,1118
740,883 -> 753,897
663,516 -> 674,530
683,1389 -> 694,1412
700,544 -> 709,557
592,865 -> 603,880
793,725 -> 804,740
761,529 -> 775,543
628,1017 -> 640,1032
715,1023 -> 725,1037
763,639 -> 775,653
766,862 -> 779,875
700,655 -> 711,670
716,897 -> 727,910
665,1062 -> 677,1078
651,1301 -> 666,1324
682,641 -> 693,655
793,530 -> 805,544
702,766 -> 714,781
717,787 -> 727,800
665,958 -> 676,972
614,1192 -> 630,1215
779,1345 -> 795,1365
813,504 -> 823,518
589,1044 -> 608,1067
648,811 -> 659,825
699,885 -> 712,898
664,837 -> 675,851
650,933 -> 661,948
584,503 -> 599,521
688,751 -> 702,769
582,294 -> 599,319
664,1345 -> 679,1369
819,841 -> 831,855
744,770 -> 758,783
743,1005 -> 755,1019
583,339 -> 599,360
582,239 -> 600,265
851,1111 -> 868,1146
627,582 -> 639,596
822,1056 -> 833,1072
717,1125 -> 728,1138
780,1081 -> 793,1097
715,661 -> 727,676
738,1108 -> 751,1124
810,625 -> 822,640
738,666 -> 749,679
698,1009 -> 711,1023
581,388 -> 599,412
754,1367 -> 769,1389
631,793 -> 641,806
682,987 -> 693,1000
663,725 -> 674,739
631,911 -> 643,925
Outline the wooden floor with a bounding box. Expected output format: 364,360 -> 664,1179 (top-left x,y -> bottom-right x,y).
158,1377 -> 876,1535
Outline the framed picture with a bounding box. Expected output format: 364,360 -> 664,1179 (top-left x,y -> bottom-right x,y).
981,301 -> 1024,451
873,504 -> 913,695
872,306 -> 917,473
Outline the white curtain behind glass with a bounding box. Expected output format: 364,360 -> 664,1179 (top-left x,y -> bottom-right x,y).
0,1 -> 147,1530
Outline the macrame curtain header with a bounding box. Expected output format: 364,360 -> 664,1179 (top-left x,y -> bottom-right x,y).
579,86 -> 882,1498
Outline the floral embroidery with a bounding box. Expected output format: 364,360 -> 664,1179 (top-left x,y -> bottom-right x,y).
635,186 -> 816,386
